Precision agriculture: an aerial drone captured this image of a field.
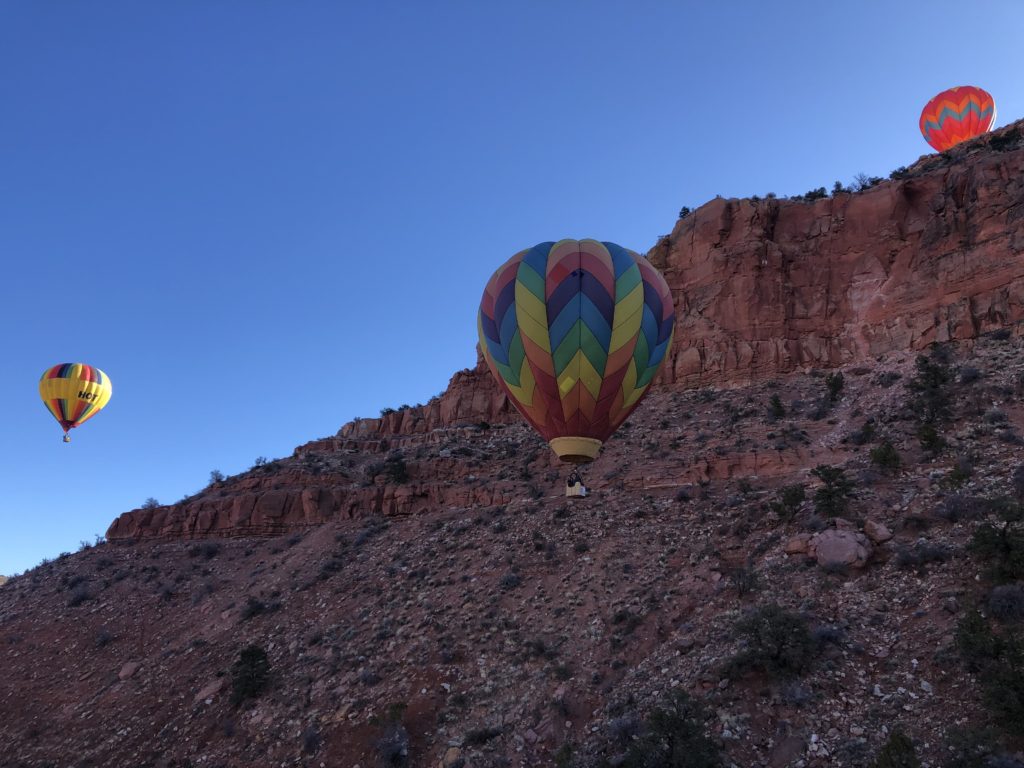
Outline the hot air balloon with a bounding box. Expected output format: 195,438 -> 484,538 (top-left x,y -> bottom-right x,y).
39,363 -> 112,442
478,239 -> 674,468
920,86 -> 996,152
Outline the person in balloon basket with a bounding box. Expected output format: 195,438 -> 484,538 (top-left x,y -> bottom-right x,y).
566,469 -> 587,498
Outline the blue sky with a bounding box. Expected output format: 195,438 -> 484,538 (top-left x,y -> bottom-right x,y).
2,1 -> 1021,574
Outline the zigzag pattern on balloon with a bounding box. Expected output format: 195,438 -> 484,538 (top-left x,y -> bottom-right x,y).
919,85 -> 996,152
478,239 -> 674,446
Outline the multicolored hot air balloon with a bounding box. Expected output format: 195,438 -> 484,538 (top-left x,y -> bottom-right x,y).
478,239 -> 674,463
920,86 -> 996,152
39,363 -> 113,442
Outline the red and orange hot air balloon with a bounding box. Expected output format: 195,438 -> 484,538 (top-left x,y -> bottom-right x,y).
478,239 -> 674,465
920,86 -> 996,152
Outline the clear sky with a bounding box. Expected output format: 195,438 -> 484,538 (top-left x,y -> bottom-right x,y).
2,1 -> 1021,575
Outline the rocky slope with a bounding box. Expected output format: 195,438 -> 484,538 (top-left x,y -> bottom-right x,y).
2,127 -> 1024,768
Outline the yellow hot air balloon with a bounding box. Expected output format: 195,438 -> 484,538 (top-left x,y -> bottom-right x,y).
39,363 -> 112,442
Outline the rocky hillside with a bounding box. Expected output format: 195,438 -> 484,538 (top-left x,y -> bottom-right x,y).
2,125 -> 1024,768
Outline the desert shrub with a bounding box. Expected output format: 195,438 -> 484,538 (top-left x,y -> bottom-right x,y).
383,452 -> 409,484
917,423 -> 946,455
936,494 -> 987,523
825,372 -> 844,402
988,583 -> 1024,623
870,441 -> 901,472
241,596 -> 279,620
985,408 -> 1008,425
1012,465 -> 1024,502
68,585 -> 92,607
853,173 -> 884,191
727,604 -> 816,678
811,465 -> 854,517
889,166 -> 910,180
942,456 -> 974,489
359,669 -> 382,686
142,497 -> 160,510
955,611 -> 1024,732
767,394 -> 785,421
730,565 -> 760,596
970,508 -> 1024,584
894,541 -> 950,571
464,726 -> 503,746
832,180 -> 849,194
770,484 -> 806,521
907,352 -> 952,425
608,714 -> 642,746
230,645 -> 271,706
803,187 -> 828,201
301,725 -> 321,754
209,469 -> 225,484
875,371 -> 902,388
500,572 -> 522,590
188,541 -> 221,560
848,420 -> 877,446
619,690 -> 722,768
870,729 -> 920,768
191,580 -> 215,605
379,407 -> 396,417
960,366 -> 983,384
679,206 -> 692,219
377,721 -> 410,766
942,727 -> 1022,768
990,126 -> 1022,152
252,456 -> 267,469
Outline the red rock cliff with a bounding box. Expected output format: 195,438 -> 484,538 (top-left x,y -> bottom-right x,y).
106,123 -> 1024,541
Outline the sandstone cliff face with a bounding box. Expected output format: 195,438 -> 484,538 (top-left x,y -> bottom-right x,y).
106,125 -> 1024,542
650,132 -> 1024,387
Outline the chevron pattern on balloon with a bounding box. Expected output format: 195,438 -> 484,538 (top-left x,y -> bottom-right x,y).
919,85 -> 996,152
478,239 -> 674,451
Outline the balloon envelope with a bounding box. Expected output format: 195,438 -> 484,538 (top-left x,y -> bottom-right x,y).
920,85 -> 996,152
39,363 -> 112,437
478,239 -> 674,463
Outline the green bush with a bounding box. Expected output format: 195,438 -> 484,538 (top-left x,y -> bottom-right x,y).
727,604 -> 816,679
383,452 -> 409,484
620,690 -> 722,768
917,423 -> 946,455
970,511 -> 1024,584
955,611 -> 1024,733
231,645 -> 271,706
870,730 -> 920,768
870,441 -> 901,472
825,372 -> 844,402
768,394 -> 785,420
811,465 -> 854,517
907,352 -> 952,425
770,484 -> 806,521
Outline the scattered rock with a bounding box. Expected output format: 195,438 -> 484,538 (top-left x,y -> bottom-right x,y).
863,519 -> 893,544
785,534 -> 812,555
809,530 -> 873,569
